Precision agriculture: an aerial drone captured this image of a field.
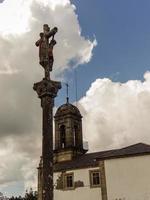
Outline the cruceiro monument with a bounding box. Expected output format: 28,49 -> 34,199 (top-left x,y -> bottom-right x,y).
33,24 -> 61,200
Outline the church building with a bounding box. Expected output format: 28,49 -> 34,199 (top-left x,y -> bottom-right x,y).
38,100 -> 150,200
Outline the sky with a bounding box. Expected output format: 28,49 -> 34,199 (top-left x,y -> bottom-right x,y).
0,0 -> 150,197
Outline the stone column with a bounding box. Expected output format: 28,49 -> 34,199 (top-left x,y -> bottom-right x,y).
34,79 -> 61,200
34,24 -> 61,200
37,157 -> 43,200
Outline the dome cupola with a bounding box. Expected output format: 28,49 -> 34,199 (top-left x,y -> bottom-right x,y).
55,102 -> 82,117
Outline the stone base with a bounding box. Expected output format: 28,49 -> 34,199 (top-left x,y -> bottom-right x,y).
54,147 -> 87,163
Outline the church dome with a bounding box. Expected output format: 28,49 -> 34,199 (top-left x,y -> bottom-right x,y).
55,103 -> 82,117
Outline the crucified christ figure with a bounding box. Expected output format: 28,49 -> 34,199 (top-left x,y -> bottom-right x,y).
35,24 -> 58,75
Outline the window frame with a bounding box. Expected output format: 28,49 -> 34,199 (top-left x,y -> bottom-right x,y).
89,169 -> 101,188
63,172 -> 74,190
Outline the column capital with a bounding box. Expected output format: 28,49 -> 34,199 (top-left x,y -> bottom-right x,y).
33,78 -> 61,99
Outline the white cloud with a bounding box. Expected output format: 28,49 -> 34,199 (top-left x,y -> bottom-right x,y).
0,0 -> 96,195
79,71 -> 150,151
0,0 -> 96,75
0,0 -> 32,35
35,0 -> 70,9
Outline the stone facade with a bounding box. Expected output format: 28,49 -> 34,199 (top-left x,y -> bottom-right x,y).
54,167 -> 102,200
53,154 -> 150,200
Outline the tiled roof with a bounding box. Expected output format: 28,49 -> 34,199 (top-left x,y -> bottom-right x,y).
54,143 -> 150,172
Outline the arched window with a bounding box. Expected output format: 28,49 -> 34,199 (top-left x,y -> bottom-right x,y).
60,125 -> 66,148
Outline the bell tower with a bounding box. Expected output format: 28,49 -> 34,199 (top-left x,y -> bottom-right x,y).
54,101 -> 87,163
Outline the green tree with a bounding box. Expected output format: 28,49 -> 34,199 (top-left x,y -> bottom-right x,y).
9,188 -> 37,200
24,188 -> 37,200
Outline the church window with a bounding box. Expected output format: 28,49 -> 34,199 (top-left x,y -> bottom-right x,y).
60,125 -> 66,148
89,170 -> 101,187
64,173 -> 74,189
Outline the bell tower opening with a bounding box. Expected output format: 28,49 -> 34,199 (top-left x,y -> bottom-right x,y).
73,125 -> 78,147
60,125 -> 66,148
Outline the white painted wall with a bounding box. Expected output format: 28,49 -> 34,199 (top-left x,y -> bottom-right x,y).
105,155 -> 150,200
54,167 -> 102,200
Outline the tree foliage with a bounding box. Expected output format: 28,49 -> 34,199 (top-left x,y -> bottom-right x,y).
9,188 -> 37,200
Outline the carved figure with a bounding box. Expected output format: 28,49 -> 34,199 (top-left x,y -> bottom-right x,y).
35,32 -> 46,66
35,24 -> 58,72
48,39 -> 57,70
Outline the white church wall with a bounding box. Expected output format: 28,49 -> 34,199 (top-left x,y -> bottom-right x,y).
54,167 -> 102,200
105,155 -> 150,200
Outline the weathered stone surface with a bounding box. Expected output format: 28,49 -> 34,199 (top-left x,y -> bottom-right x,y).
54,102 -> 87,163
99,160 -> 108,200
35,24 -> 58,74
33,79 -> 61,99
34,24 -> 61,200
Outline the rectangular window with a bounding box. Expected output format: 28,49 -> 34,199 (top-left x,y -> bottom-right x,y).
64,173 -> 74,189
89,170 -> 101,187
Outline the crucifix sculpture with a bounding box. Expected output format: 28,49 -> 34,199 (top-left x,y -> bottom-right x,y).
35,24 -> 58,79
33,24 -> 61,200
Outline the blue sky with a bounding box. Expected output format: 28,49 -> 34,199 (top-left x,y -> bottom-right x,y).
56,0 -> 150,104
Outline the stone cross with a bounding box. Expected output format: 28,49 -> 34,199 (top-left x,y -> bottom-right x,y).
35,24 -> 58,79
